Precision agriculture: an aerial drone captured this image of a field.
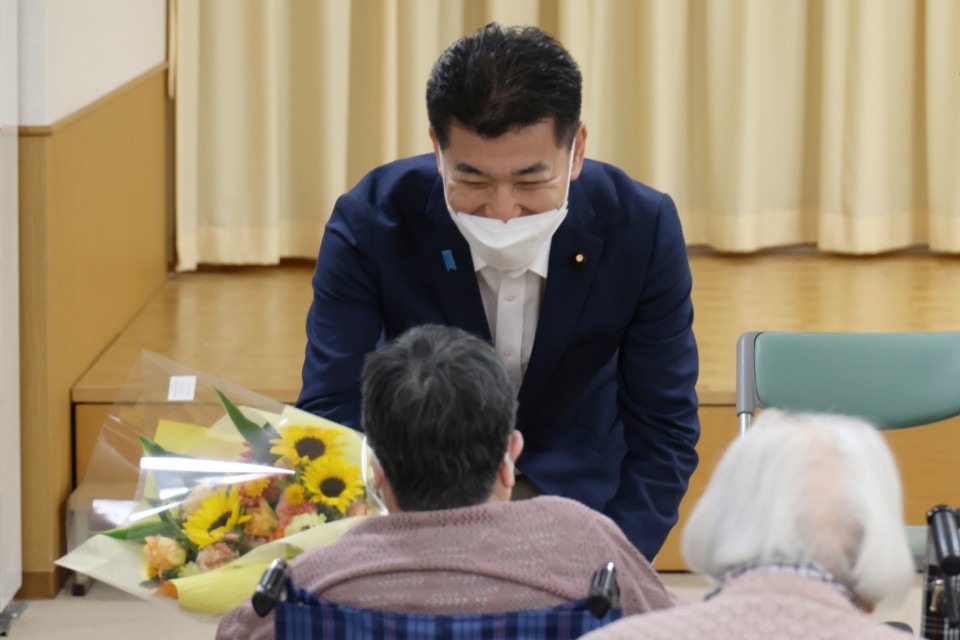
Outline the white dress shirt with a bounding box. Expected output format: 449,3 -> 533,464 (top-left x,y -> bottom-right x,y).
472,241 -> 552,389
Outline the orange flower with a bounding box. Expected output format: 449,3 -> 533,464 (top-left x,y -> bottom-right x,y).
243,497 -> 279,538
276,491 -> 318,528
144,535 -> 187,576
195,542 -> 239,572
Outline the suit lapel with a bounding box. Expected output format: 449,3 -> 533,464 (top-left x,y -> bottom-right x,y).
519,187 -> 604,414
411,179 -> 492,341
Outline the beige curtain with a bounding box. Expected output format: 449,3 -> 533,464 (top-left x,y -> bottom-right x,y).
174,0 -> 960,269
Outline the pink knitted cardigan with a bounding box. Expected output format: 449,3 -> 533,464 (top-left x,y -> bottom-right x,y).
581,571 -> 912,640
217,496 -> 680,639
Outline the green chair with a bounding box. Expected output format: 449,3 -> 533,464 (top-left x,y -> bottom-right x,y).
736,331 -> 960,435
735,331 -> 960,566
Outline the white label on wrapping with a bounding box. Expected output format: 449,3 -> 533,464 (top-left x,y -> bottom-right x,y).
167,375 -> 197,402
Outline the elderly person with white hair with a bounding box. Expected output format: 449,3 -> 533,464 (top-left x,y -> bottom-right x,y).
583,409 -> 915,640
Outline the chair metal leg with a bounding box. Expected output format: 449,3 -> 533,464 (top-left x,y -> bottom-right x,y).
738,413 -> 752,437
0,601 -> 27,636
71,572 -> 94,596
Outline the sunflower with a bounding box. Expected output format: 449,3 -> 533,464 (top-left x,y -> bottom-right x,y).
302,455 -> 365,513
270,425 -> 345,466
183,486 -> 251,549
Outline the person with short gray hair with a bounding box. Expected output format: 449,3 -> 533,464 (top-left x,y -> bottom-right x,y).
360,323 -> 519,511
219,325 -> 678,640
582,409 -> 915,640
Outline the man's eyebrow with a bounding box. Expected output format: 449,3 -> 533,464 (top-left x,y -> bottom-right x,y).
455,162 -> 485,176
453,161 -> 551,176
513,162 -> 550,176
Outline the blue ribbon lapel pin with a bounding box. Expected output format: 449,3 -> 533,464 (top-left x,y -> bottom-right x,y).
441,250 -> 457,272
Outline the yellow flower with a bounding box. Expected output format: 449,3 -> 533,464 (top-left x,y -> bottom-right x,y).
242,476 -> 271,499
284,484 -> 306,505
270,425 -> 345,466
302,455 -> 365,513
183,486 -> 251,549
285,513 -> 327,535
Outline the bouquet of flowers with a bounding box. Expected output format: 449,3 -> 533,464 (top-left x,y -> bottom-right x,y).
58,352 -> 379,614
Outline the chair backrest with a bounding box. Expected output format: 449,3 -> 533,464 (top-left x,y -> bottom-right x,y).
274,589 -> 623,640
736,331 -> 960,435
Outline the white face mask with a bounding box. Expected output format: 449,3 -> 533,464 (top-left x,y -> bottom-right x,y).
441,138 -> 577,273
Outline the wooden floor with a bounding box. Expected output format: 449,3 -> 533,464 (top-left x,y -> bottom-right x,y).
692,252 -> 960,404
72,252 -> 960,569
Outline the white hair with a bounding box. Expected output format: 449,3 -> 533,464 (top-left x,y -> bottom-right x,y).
681,409 -> 915,607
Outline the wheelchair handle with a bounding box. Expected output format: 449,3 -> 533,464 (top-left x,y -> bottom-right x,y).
929,506 -> 960,576
586,561 -> 620,619
253,558 -> 290,618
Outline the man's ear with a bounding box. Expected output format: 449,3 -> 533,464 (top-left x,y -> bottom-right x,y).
498,430 -> 525,489
507,429 -> 524,463
371,454 -> 386,492
369,453 -> 399,513
570,122 -> 588,181
429,127 -> 443,174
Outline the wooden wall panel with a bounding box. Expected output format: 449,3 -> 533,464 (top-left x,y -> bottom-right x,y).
17,65 -> 169,597
74,405 -> 114,486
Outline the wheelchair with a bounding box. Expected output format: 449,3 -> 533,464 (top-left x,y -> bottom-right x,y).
922,505 -> 960,638
253,557 -> 623,639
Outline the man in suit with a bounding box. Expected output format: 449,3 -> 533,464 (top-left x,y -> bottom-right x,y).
298,23 -> 699,560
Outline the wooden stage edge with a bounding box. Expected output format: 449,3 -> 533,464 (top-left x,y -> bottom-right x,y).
70,253 -> 960,574
17,567 -> 69,600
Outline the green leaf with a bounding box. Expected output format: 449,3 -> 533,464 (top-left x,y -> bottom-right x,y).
214,388 -> 274,456
95,517 -> 178,542
263,421 -> 281,441
138,435 -> 180,458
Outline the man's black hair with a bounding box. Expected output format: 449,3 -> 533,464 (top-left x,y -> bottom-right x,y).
426,23 -> 582,149
360,325 -> 518,511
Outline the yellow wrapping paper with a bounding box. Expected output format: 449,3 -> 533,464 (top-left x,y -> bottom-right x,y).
167,516 -> 364,612
57,402 -> 375,615
57,514 -> 365,613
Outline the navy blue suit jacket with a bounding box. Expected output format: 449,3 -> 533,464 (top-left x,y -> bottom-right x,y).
298,154 -> 700,559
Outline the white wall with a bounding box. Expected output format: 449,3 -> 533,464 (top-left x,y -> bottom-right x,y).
0,0 -> 21,612
19,0 -> 166,126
